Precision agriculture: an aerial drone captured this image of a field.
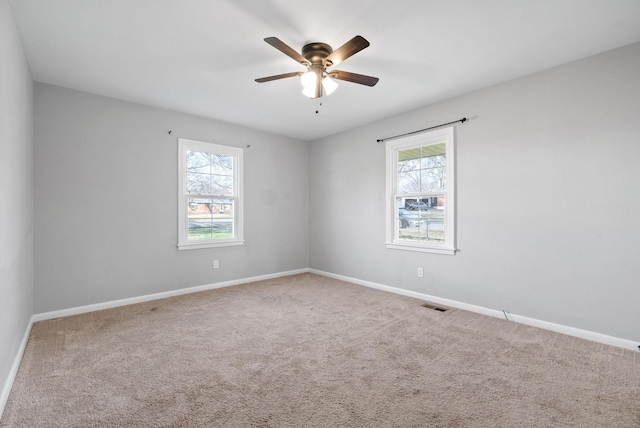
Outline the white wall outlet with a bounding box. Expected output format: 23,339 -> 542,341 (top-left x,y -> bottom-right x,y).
214,260 -> 219,269
417,268 -> 424,278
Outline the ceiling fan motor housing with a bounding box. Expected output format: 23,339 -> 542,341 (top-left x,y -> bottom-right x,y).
301,42 -> 333,67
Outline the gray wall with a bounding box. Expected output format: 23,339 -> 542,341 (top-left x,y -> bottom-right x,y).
309,42 -> 640,342
0,0 -> 34,400
34,83 -> 309,313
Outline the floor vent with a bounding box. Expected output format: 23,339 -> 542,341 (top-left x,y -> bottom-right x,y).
421,302 -> 448,312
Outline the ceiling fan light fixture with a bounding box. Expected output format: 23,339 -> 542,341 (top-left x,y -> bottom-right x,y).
322,75 -> 338,96
301,85 -> 317,98
301,69 -> 324,99
301,71 -> 338,98
301,70 -> 317,90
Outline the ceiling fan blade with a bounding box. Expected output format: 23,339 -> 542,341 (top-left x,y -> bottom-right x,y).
255,72 -> 303,83
329,70 -> 379,87
324,36 -> 370,67
264,37 -> 310,66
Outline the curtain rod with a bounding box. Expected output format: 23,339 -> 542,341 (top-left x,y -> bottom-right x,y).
376,117 -> 467,143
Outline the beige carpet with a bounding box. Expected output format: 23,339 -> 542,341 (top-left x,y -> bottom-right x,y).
2,273 -> 639,427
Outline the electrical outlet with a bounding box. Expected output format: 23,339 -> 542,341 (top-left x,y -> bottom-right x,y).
417,268 -> 424,278
214,260 -> 219,269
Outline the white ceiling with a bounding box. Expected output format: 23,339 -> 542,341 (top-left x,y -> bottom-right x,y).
8,0 -> 640,141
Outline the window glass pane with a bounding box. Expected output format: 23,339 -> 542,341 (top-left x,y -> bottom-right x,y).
398,143 -> 447,193
186,172 -> 212,194
420,153 -> 446,169
420,142 -> 446,157
211,154 -> 233,175
397,200 -> 422,237
396,195 -> 445,242
398,147 -> 421,165
420,164 -> 446,192
187,198 -> 234,240
211,198 -> 234,238
210,199 -> 234,216
420,145 -> 446,191
398,196 -> 437,211
186,152 -> 234,196
398,157 -> 420,172
186,151 -> 211,173
398,171 -> 421,193
212,174 -> 233,196
188,198 -> 213,241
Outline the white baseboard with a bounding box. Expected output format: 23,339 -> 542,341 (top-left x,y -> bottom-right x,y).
309,269 -> 640,353
0,318 -> 33,419
32,268 -> 309,322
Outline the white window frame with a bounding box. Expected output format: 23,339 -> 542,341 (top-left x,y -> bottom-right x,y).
385,126 -> 456,255
177,138 -> 244,250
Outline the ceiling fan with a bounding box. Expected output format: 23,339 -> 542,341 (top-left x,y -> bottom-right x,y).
255,35 -> 379,99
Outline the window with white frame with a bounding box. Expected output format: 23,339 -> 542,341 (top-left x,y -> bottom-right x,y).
385,126 -> 456,255
178,138 -> 243,250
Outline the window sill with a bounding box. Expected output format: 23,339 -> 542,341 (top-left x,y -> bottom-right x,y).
385,242 -> 456,256
177,240 -> 245,251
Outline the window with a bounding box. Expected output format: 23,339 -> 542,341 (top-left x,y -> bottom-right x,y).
385,126 -> 456,255
178,138 -> 243,250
